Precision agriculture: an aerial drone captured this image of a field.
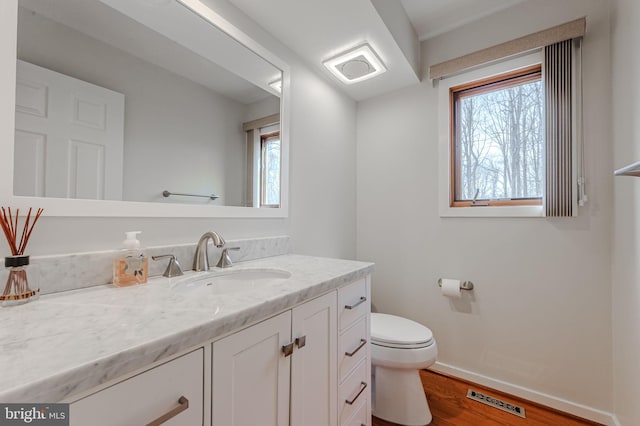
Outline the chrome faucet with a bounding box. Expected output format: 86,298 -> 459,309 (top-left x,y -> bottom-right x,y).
193,231 -> 225,271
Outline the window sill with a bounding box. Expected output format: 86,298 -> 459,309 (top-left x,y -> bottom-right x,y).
439,205 -> 544,218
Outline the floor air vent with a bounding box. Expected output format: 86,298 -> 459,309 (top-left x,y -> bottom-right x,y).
466,389 -> 526,418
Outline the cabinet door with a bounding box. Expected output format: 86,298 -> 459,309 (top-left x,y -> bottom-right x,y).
70,348 -> 203,426
291,292 -> 338,426
212,311 -> 292,426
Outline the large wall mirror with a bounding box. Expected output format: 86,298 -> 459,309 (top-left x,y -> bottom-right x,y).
0,0 -> 290,217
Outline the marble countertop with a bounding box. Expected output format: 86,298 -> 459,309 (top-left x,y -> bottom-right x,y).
0,254 -> 374,403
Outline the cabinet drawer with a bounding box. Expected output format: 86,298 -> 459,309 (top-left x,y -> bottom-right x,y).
338,278 -> 368,330
339,359 -> 369,425
70,349 -> 204,426
339,317 -> 368,382
342,398 -> 368,426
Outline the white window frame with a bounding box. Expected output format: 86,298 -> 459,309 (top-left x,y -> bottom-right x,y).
438,52 -> 545,218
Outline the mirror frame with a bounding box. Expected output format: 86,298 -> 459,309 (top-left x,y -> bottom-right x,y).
0,0 -> 290,217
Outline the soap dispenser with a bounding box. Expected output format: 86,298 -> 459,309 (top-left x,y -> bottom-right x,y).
113,231 -> 148,287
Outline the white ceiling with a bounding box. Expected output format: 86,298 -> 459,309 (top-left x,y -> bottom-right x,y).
227,0 -> 420,101
228,0 -> 527,101
23,0 -> 530,104
400,0 -> 526,41
25,0 -> 529,103
19,0 -> 277,104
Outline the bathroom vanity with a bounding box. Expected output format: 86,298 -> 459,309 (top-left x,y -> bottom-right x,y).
0,254 -> 373,426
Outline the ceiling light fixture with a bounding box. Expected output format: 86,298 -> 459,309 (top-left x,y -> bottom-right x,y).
323,43 -> 386,85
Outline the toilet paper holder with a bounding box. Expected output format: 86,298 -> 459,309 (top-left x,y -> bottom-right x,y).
438,278 -> 474,291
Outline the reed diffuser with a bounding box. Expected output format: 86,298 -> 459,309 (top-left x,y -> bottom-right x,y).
0,207 -> 43,306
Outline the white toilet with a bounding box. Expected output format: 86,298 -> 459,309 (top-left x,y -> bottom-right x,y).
370,313 -> 437,426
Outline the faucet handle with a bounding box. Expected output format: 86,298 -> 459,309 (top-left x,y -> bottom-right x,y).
216,247 -> 240,268
152,254 -> 184,277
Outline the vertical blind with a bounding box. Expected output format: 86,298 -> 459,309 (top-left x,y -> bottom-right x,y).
544,39 -> 581,217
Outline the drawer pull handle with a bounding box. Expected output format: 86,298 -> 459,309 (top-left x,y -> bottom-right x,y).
345,339 -> 367,357
345,381 -> 367,405
295,335 -> 307,349
146,395 -> 189,426
282,342 -> 294,357
345,296 -> 366,310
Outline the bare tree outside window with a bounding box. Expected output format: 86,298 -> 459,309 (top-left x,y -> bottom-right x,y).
452,66 -> 543,205
260,134 -> 281,207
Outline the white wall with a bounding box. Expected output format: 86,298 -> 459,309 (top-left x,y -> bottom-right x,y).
357,0 -> 613,417
288,64 -> 357,258
611,0 -> 640,424
245,96 -> 280,123
8,0 -> 357,259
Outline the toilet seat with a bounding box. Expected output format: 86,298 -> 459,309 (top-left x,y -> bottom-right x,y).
371,313 -> 434,349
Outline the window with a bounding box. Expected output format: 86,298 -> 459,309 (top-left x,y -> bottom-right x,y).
451,65 -> 543,207
438,43 -> 583,218
260,132 -> 281,208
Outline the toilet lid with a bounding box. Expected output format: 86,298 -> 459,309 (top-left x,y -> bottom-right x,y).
371,313 -> 433,347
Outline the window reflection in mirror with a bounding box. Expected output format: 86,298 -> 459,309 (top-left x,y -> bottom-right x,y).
261,132 -> 281,208
14,0 -> 282,208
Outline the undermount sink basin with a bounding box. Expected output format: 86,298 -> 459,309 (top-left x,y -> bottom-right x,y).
172,268 -> 292,294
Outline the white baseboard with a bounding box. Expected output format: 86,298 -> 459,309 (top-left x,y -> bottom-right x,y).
431,362 -> 618,426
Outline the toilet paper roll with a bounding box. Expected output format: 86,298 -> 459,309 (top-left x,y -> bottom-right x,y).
441,279 -> 462,298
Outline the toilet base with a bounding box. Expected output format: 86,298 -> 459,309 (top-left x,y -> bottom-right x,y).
372,366 -> 432,425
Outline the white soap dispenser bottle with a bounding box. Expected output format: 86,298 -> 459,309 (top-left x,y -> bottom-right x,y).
113,231 -> 148,287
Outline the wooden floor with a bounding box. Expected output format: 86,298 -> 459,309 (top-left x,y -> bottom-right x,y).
372,370 -> 603,426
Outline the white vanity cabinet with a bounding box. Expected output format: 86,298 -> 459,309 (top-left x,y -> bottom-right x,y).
62,274 -> 371,426
69,348 -> 204,426
338,278 -> 371,426
212,291 -> 338,426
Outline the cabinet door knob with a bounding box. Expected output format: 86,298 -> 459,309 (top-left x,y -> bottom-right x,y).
345,339 -> 367,357
344,296 -> 366,310
345,382 -> 368,405
145,395 -> 189,426
295,335 -> 306,349
282,342 -> 294,357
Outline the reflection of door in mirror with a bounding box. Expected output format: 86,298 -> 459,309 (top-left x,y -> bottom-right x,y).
14,60 -> 124,200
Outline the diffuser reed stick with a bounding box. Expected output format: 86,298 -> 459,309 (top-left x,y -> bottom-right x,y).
0,207 -> 43,255
0,207 -> 43,303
